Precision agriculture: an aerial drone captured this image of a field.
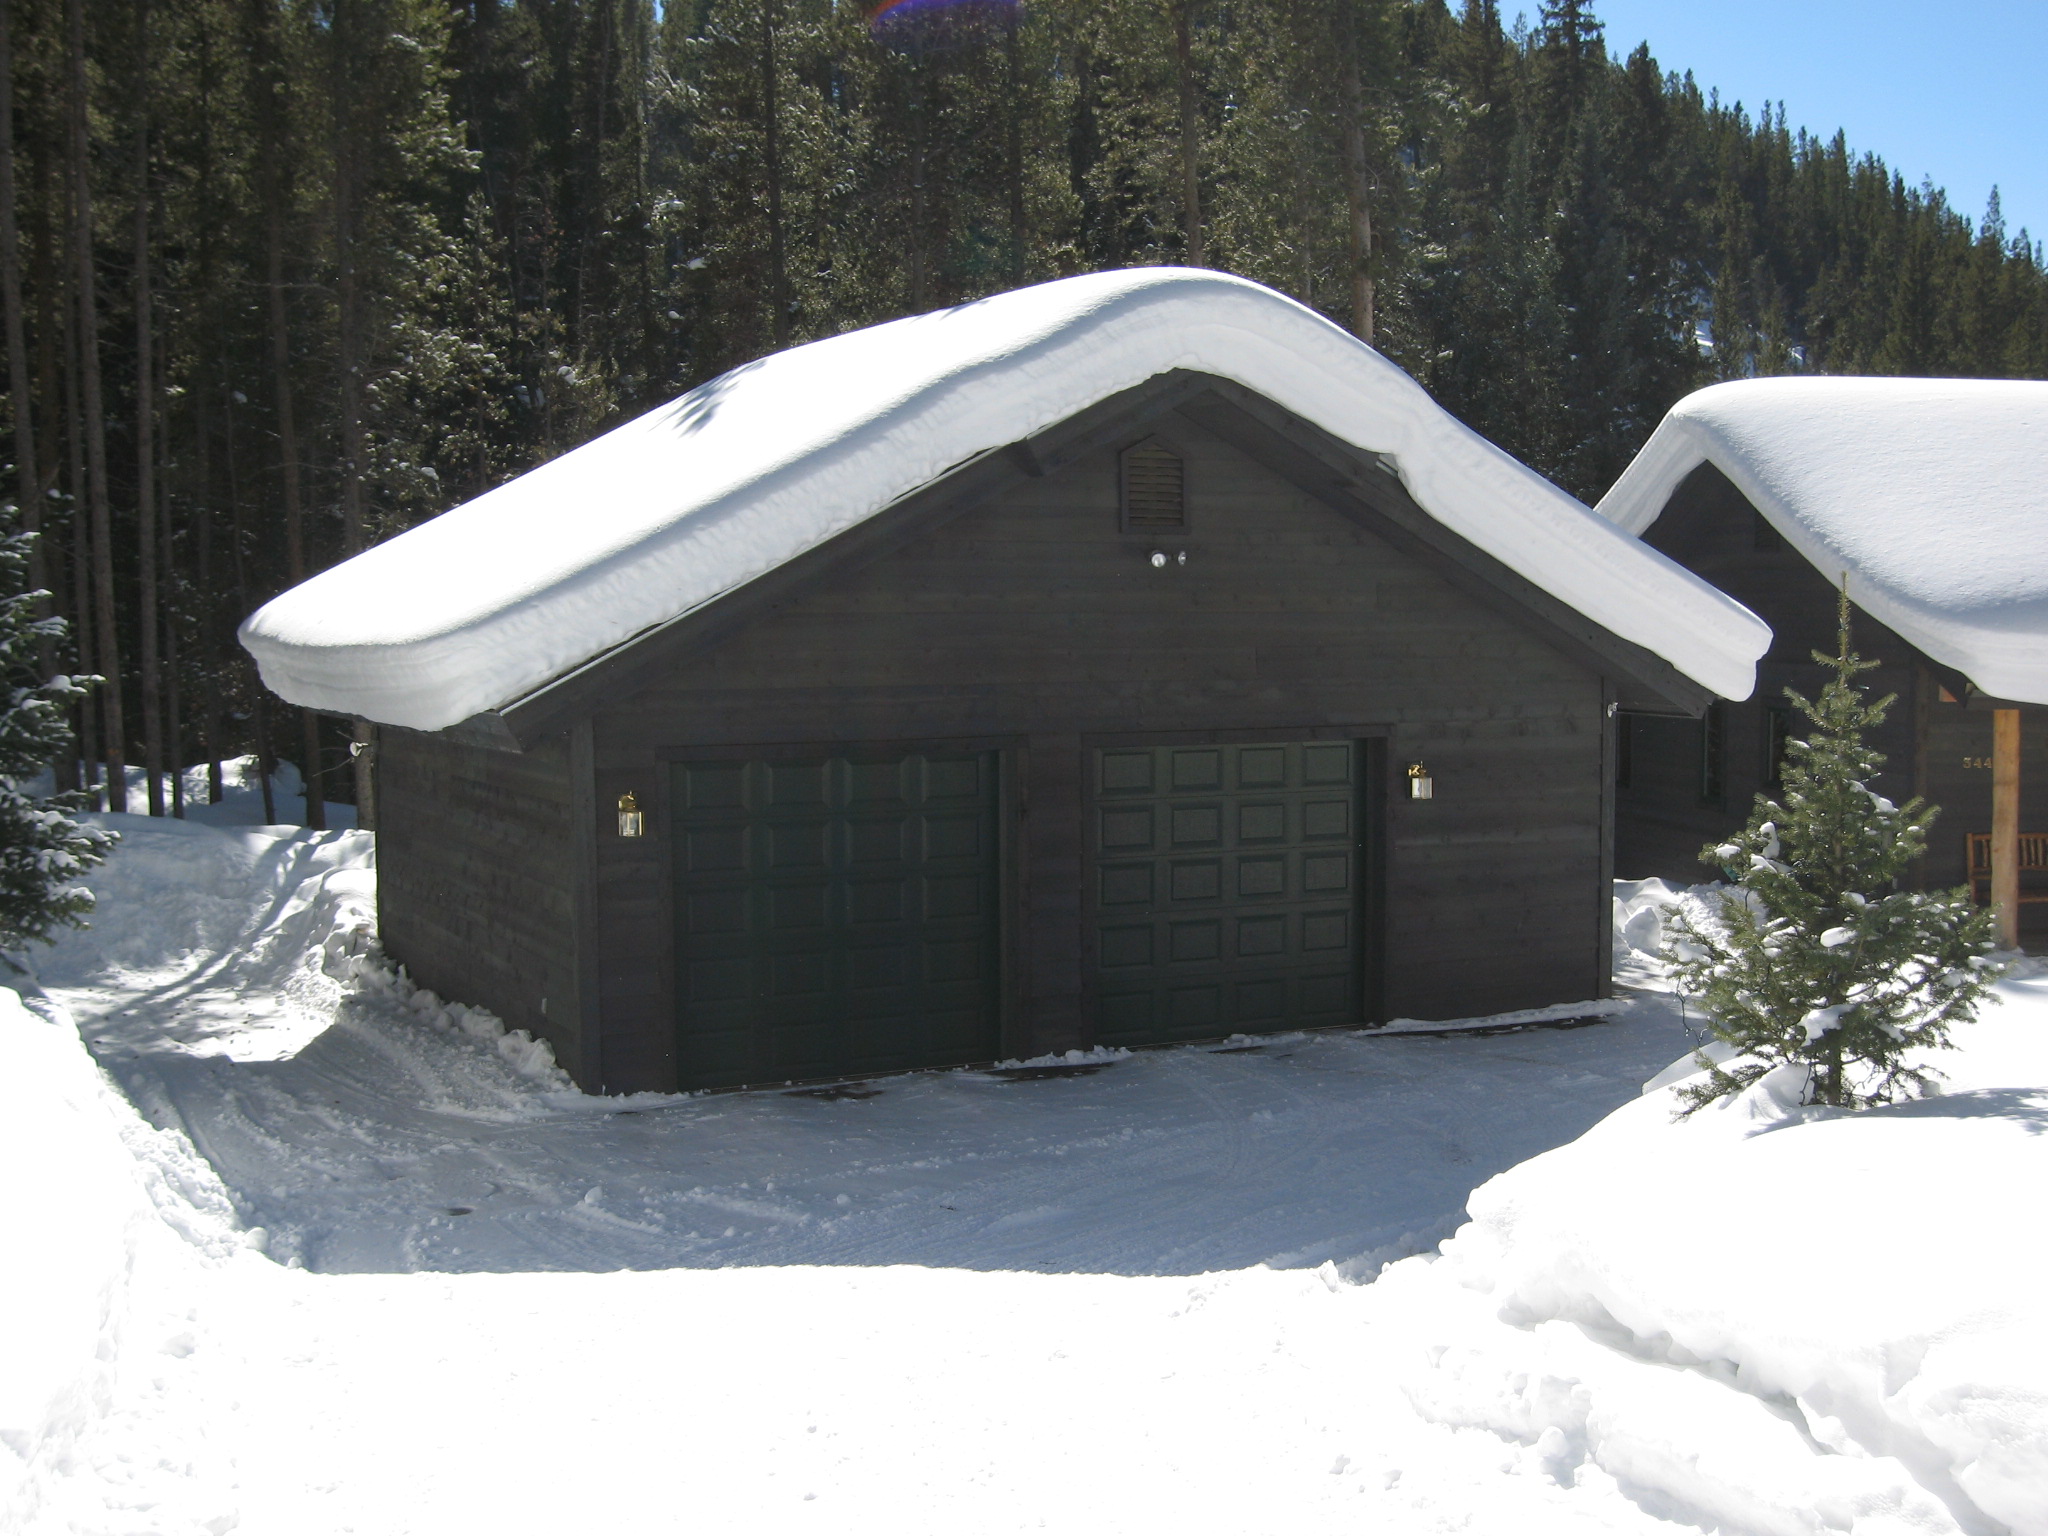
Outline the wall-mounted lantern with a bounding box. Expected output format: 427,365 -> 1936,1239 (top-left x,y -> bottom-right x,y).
617,791 -> 645,838
1406,762 -> 1434,800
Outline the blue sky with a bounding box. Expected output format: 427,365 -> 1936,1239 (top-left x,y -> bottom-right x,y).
1583,0 -> 2048,245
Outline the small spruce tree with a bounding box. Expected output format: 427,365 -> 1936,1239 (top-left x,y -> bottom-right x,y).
0,513 -> 115,958
1665,590 -> 2006,1111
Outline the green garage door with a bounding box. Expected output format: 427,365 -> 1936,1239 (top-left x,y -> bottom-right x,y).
672,751 -> 1001,1090
1091,740 -> 1362,1046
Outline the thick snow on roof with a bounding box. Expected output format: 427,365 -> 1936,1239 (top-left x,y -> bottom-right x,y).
1599,376 -> 2048,704
242,268 -> 1766,730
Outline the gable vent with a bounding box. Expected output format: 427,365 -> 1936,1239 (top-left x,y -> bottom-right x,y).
1120,439 -> 1187,534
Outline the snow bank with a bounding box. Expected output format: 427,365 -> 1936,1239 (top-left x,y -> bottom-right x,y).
1376,976 -> 2048,1535
0,986 -> 249,1535
242,268 -> 1767,729
1612,876 -> 1738,991
33,812 -> 564,1089
1598,377 -> 2048,704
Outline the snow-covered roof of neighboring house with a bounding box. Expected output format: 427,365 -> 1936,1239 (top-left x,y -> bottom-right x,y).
1598,376 -> 2048,705
241,268 -> 1768,732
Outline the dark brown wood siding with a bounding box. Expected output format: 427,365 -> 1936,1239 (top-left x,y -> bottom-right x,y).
577,408 -> 1613,1090
1618,461 -> 2044,903
376,728 -> 589,1079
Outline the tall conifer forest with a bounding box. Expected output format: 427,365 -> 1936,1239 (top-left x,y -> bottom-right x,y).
4,0 -> 2046,819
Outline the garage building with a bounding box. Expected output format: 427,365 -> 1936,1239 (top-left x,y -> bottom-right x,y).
242,269 -> 1765,1094
1595,376 -> 2048,947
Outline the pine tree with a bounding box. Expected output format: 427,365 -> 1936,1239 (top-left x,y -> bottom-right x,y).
0,511 -> 113,956
1666,591 -> 2006,1112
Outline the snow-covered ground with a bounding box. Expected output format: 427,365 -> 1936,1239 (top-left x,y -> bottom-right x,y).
5,814 -> 2044,1534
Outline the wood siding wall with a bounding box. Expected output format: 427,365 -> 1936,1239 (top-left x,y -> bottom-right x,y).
376,728 -> 590,1079
1617,461 -> 2043,895
569,408 -> 1613,1091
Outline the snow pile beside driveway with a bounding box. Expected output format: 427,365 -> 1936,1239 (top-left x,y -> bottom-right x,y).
0,987 -> 248,1535
1378,973 -> 2048,1534
1611,875 -> 1734,991
35,811 -> 564,1088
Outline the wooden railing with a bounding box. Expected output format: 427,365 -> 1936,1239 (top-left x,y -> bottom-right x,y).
1967,833 -> 2048,905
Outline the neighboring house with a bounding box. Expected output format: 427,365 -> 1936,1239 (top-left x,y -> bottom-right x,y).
1597,376 -> 2048,945
242,269 -> 1764,1095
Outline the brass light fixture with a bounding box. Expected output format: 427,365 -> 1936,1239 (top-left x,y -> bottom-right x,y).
1406,762 -> 1434,800
617,791 -> 645,837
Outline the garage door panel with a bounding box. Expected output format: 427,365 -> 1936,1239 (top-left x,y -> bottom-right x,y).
1234,977 -> 1287,1022
846,878 -> 906,924
1092,740 -> 1364,1048
768,762 -> 827,805
684,826 -> 747,872
1167,985 -> 1223,1032
685,889 -> 749,933
1100,750 -> 1155,792
925,757 -> 984,799
1304,799 -> 1350,838
1099,925 -> 1153,968
1236,856 -> 1286,897
1168,919 -> 1222,962
681,763 -> 746,809
1303,744 -> 1352,783
674,751 -> 1001,1091
1100,807 -> 1154,850
1238,802 -> 1286,841
1100,865 -> 1152,906
846,817 -> 907,863
770,884 -> 829,930
1236,914 -> 1286,956
1303,910 -> 1350,951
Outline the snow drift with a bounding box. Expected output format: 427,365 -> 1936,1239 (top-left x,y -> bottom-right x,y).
1381,982 -> 2048,1534
241,268 -> 1768,729
1597,376 -> 2048,704
0,988 -> 249,1534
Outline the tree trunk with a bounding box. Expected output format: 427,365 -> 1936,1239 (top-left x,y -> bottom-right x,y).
1005,14 -> 1025,283
253,692 -> 276,825
0,0 -> 41,551
331,11 -> 371,833
1340,57 -> 1376,345
33,151 -> 74,796
135,0 -> 165,816
159,350 -> 181,819
253,0 -> 323,829
224,379 -> 250,813
61,262 -> 96,804
907,62 -> 928,312
761,0 -> 788,349
66,0 -> 126,811
1174,3 -> 1201,267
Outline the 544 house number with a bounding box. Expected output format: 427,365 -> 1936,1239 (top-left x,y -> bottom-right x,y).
1964,756 -> 1993,770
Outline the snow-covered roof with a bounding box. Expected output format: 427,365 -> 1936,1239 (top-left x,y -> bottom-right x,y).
1598,377 -> 2048,705
241,268 -> 1767,731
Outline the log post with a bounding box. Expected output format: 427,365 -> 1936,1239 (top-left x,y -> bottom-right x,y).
1992,708 -> 2021,949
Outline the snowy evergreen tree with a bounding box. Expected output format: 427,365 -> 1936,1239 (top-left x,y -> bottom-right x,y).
0,514 -> 114,957
1666,591 -> 2006,1111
